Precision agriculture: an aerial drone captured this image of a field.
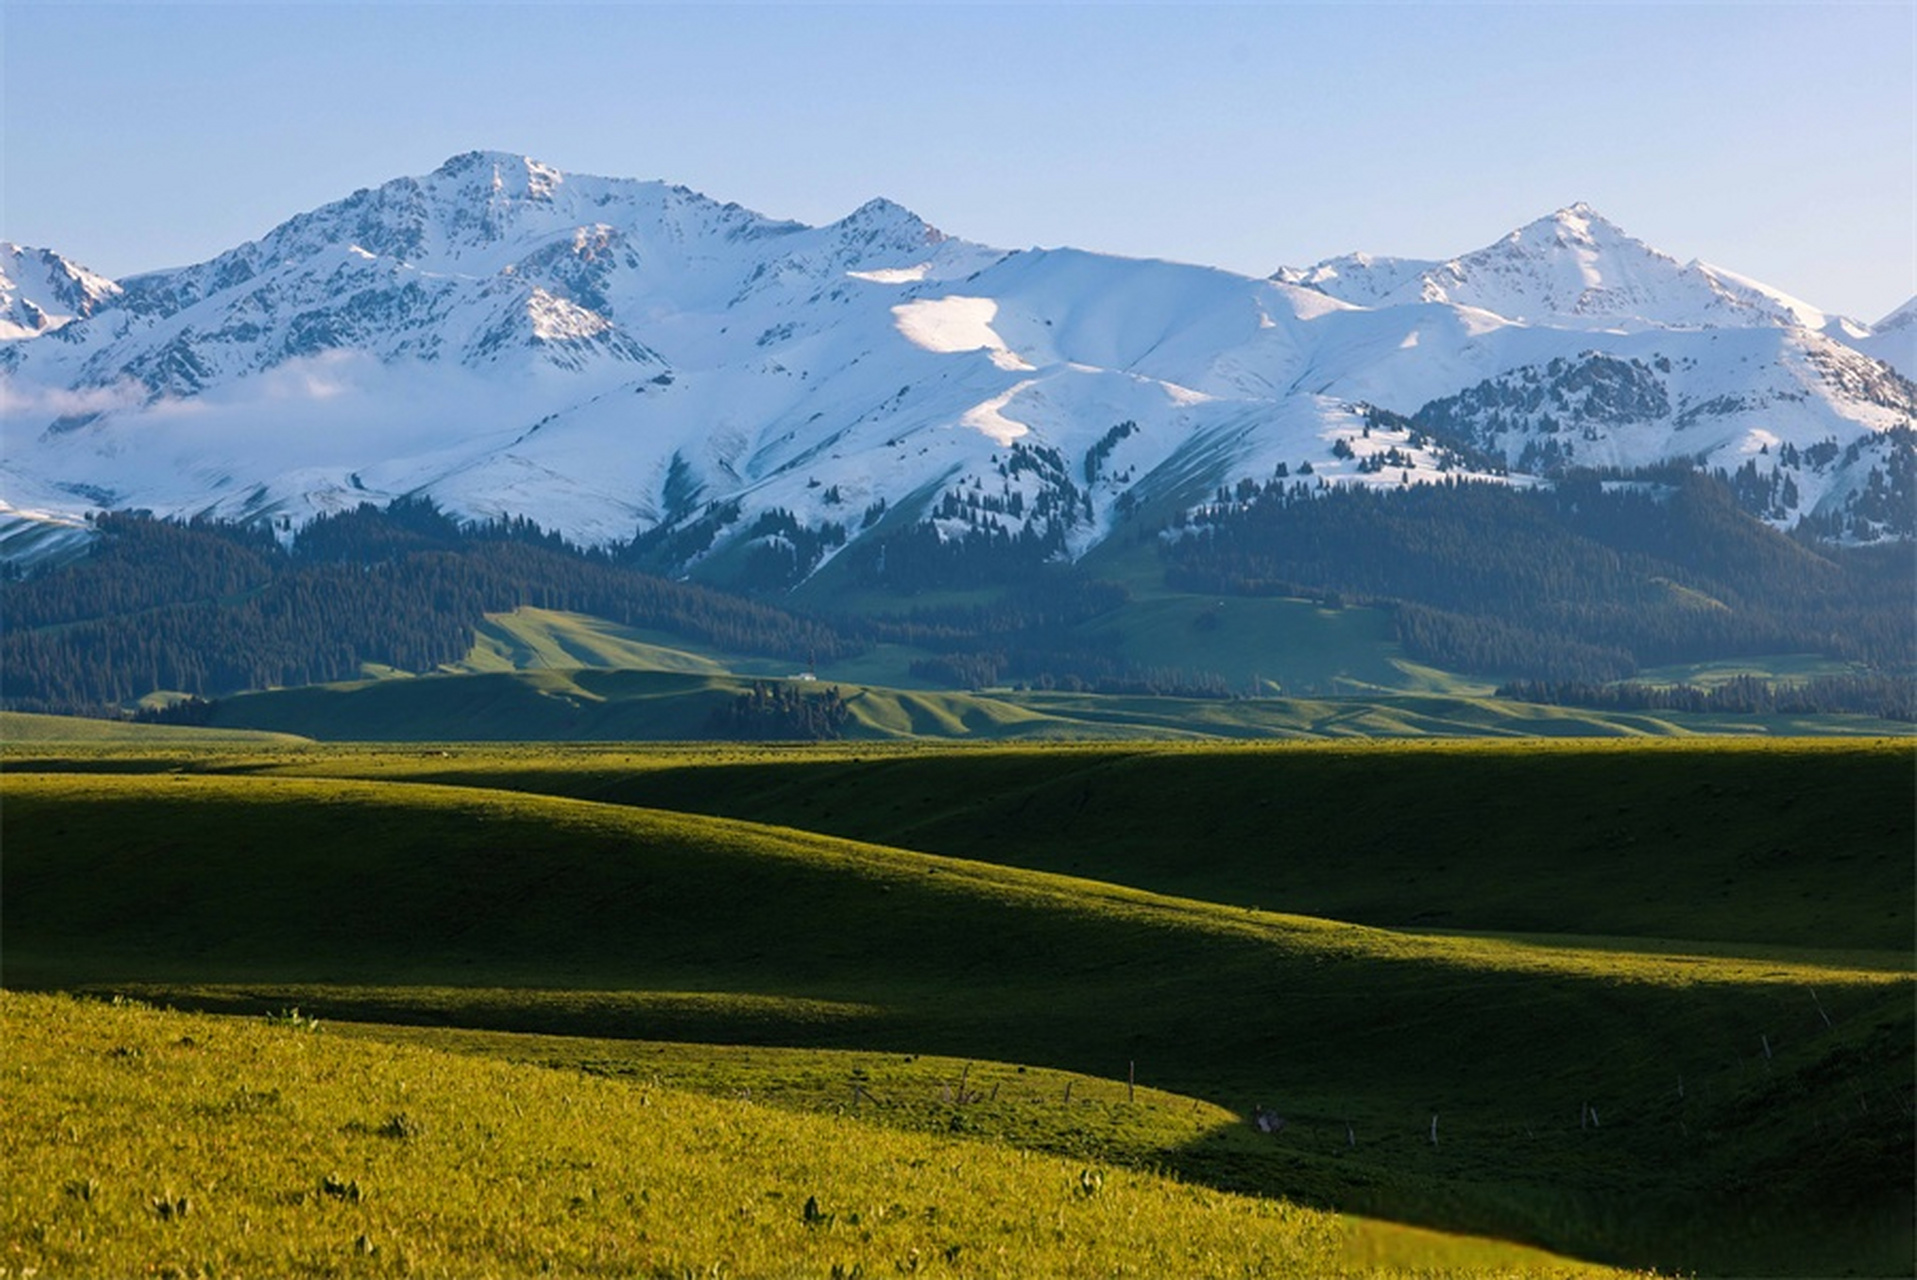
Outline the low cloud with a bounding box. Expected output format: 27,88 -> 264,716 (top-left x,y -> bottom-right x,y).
0,377 -> 146,423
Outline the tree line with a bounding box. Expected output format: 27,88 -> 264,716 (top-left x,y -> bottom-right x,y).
1158,466 -> 1913,684
1496,673 -> 1915,722
703,680 -> 853,741
1,501 -> 856,716
7,466 -> 1911,716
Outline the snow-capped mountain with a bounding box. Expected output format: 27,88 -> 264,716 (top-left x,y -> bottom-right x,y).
1,243 -> 122,340
2,155 -> 1911,579
1853,296 -> 1917,377
1278,204 -> 1836,335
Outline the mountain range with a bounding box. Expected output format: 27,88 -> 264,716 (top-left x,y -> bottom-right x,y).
3,151 -> 1911,580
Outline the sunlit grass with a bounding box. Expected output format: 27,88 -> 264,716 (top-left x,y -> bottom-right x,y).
1,992 -> 1642,1279
4,741 -> 1911,1275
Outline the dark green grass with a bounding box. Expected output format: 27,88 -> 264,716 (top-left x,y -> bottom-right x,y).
155,664 -> 1917,742
210,738 -> 1917,955
491,581 -> 1442,697
0,710 -> 308,745
1066,592 -> 1464,697
6,769 -> 1912,1274
191,669 -> 748,741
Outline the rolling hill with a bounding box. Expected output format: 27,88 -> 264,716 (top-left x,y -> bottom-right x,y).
6,747 -> 1912,1274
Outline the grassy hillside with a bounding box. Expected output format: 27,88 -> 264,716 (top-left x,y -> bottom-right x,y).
1626,654 -> 1874,688
451,599 -> 1470,699
458,608 -> 741,676
6,767 -> 1911,1274
66,598 -> 1907,744
10,991 -> 1640,1279
187,669 -> 1106,742
213,738 -> 1916,955
197,669 -> 753,741
157,662 -> 1916,742
465,597 -> 1488,698
1074,592 -> 1482,697
0,710 -> 308,745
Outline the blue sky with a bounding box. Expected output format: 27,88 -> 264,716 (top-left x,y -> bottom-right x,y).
4,1 -> 1912,322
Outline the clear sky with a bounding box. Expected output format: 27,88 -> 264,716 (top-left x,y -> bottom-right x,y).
4,1 -> 1912,323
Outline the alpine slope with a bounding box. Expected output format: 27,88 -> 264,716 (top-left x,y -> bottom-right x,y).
2,152 -> 1910,576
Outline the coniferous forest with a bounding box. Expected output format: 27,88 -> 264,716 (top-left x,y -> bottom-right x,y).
0,501 -> 854,716
1160,465 -> 1913,686
2,464 -> 1911,722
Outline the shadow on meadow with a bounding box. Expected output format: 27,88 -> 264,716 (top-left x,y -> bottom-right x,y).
5,761 -> 1912,1275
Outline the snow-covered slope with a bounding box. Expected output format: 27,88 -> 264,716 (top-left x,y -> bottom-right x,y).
1851,295 -> 1917,378
1278,204 -> 1839,334
0,243 -> 122,340
2,156 -> 1910,584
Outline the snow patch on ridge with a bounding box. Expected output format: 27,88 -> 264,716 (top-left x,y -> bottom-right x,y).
961,379 -> 1037,445
891,295 -> 1034,371
849,264 -> 930,284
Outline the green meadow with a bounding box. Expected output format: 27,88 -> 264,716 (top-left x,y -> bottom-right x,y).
106,671 -> 1917,743
70,605 -> 1909,744
3,733 -> 1912,1276
2,991 -> 1642,1279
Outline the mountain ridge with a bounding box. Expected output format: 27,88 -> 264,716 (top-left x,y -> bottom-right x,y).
1273,202 -> 1876,339
0,242 -> 123,340
2,154 -> 1910,578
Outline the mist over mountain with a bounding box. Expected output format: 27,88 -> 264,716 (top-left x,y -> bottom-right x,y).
3,153 -> 1910,580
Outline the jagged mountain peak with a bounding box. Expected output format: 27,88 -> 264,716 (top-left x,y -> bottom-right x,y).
1545,201 -> 1617,228
432,148 -> 550,177
2,158 -> 1909,575
200,152 -> 783,287
838,195 -> 938,234
0,153 -> 1005,414
0,242 -> 122,339
1447,203 -> 1681,287
1487,203 -> 1670,267
421,150 -> 576,207
845,195 -> 914,219
1854,294 -> 1917,379
1513,201 -> 1625,239
817,195 -> 949,262
1269,204 -> 1666,318
1876,296 -> 1917,332
1278,203 -> 1838,335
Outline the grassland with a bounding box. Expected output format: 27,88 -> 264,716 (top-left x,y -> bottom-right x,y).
5,739 -> 1913,1276
88,736 -> 1904,954
1627,654 -> 1879,689
0,709 -> 308,745
1057,592 -> 1483,698
115,661 -> 1916,742
11,991 -> 1654,1279
465,605 -> 1915,728
34,604 -> 1903,743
